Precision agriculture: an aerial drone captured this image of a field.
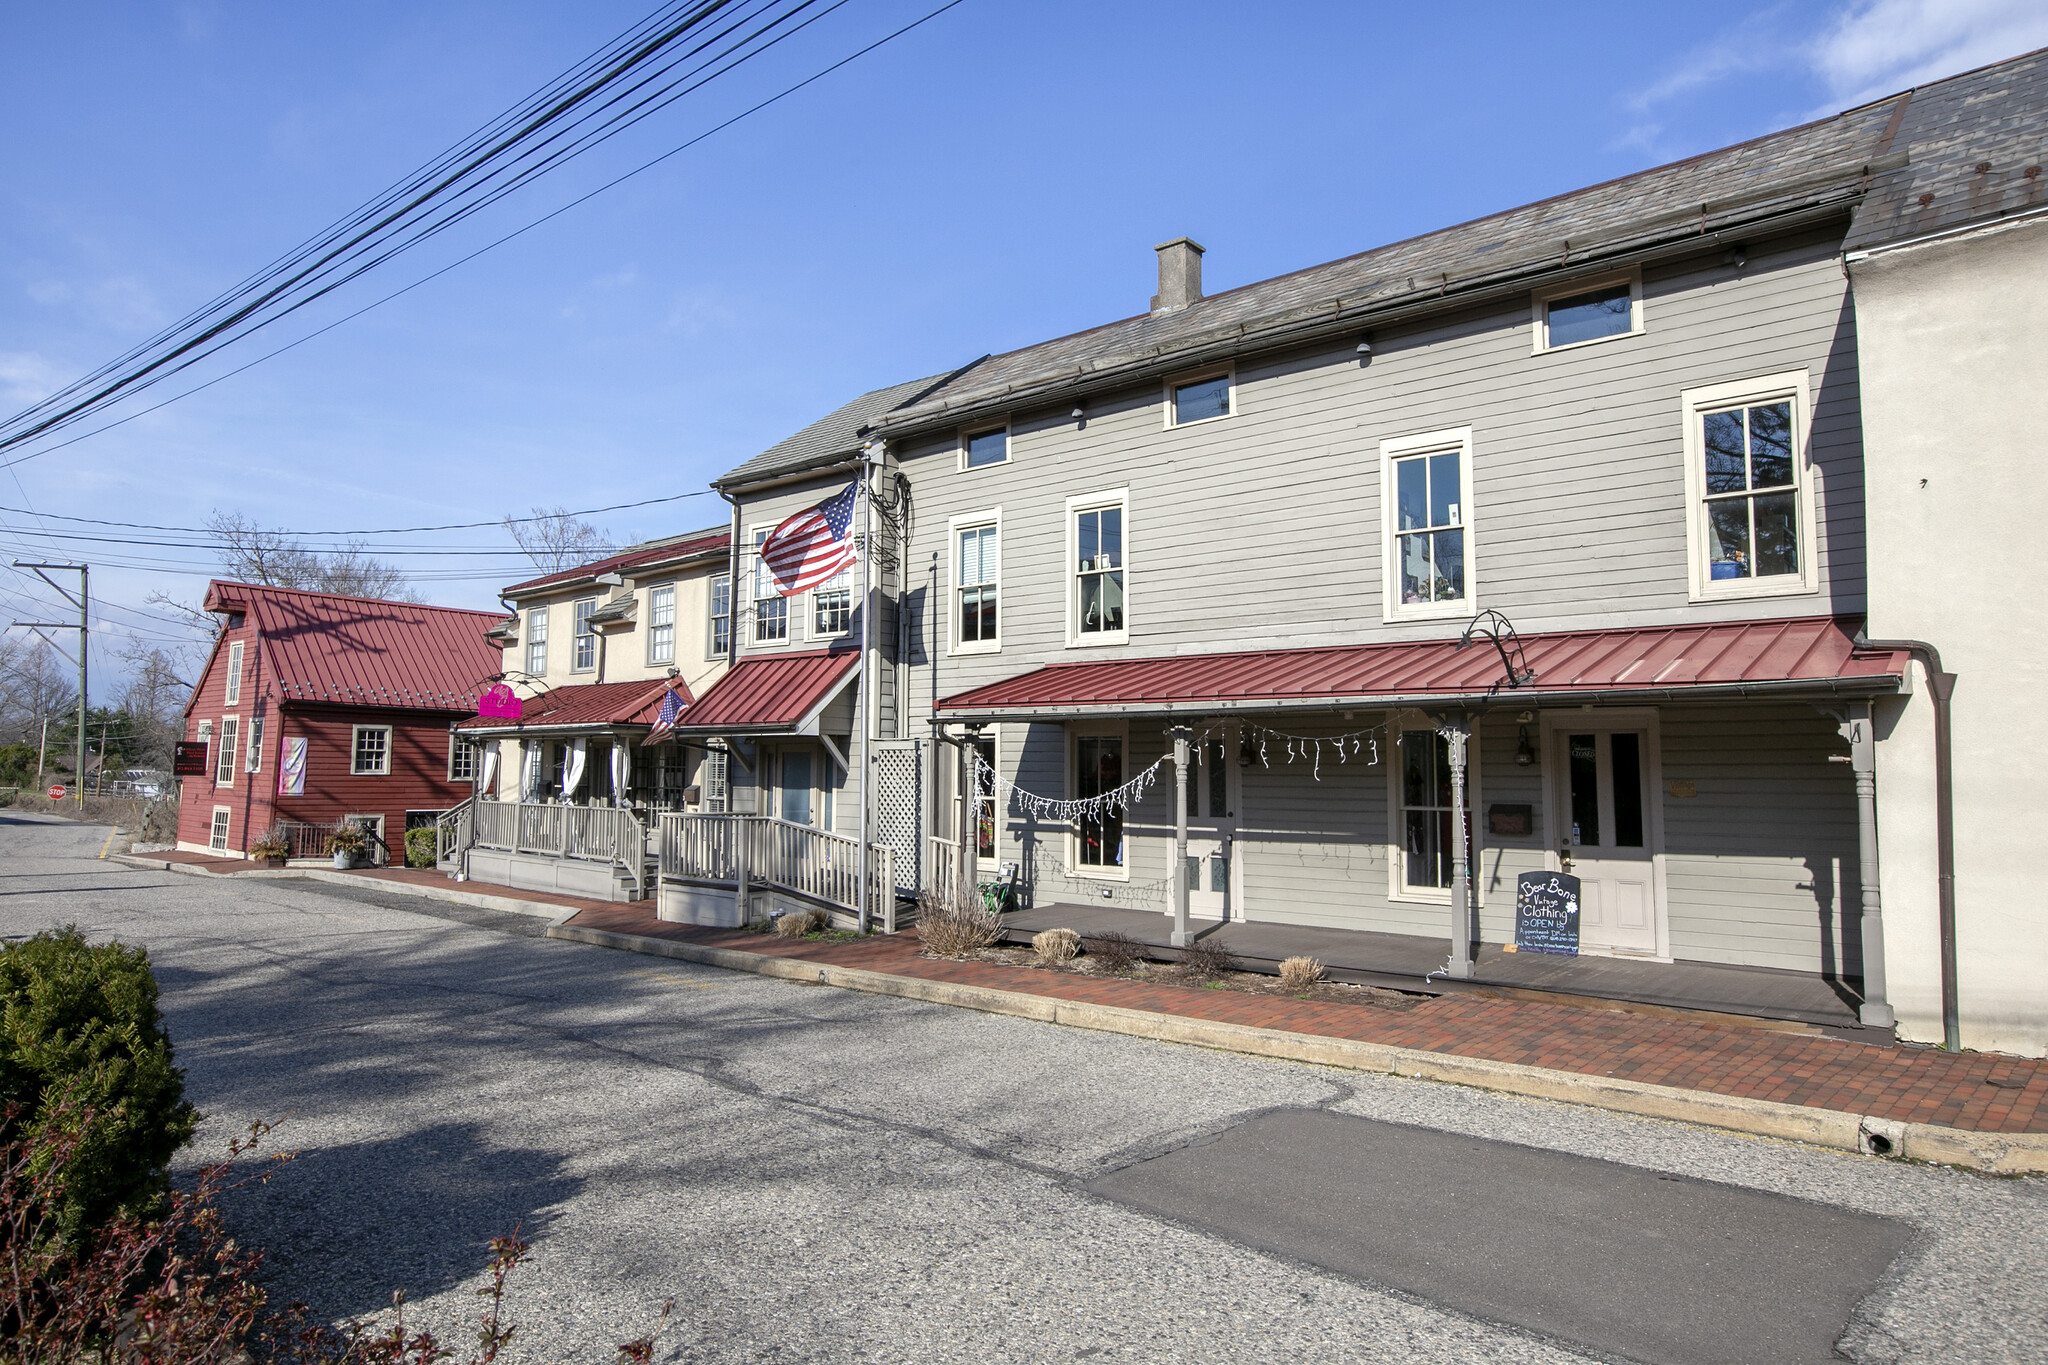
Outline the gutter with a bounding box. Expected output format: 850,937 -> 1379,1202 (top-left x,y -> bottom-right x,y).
1858,636 -> 1961,1050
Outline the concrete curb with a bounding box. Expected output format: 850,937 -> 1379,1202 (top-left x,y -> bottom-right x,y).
111,854 -> 576,924
546,921 -> 2048,1176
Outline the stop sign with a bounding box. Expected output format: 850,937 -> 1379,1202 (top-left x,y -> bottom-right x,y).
47,784 -> 66,800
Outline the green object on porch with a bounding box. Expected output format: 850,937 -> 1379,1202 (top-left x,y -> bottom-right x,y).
979,873 -> 1019,915
404,827 -> 438,869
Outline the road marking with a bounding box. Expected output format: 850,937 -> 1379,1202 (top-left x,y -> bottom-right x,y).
97,827 -> 121,860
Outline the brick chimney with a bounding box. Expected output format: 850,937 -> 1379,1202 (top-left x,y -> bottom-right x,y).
1151,237 -> 1205,312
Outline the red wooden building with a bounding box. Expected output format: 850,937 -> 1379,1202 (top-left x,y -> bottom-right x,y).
175,581 -> 506,861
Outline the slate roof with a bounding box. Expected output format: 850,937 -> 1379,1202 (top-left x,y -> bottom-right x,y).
503,525 -> 730,597
202,580 -> 506,712
455,677 -> 688,733
935,617 -> 1907,720
712,369 -> 976,491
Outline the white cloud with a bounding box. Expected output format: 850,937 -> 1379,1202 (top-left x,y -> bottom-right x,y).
25,276 -> 168,333
1813,0 -> 2048,106
0,352 -> 68,406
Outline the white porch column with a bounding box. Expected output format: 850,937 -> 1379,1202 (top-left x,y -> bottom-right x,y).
1441,716 -> 1474,979
1843,702 -> 1895,1029
958,727 -> 978,909
1171,725 -> 1192,948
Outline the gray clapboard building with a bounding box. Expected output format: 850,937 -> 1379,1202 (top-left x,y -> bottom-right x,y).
675,49 -> 2047,1055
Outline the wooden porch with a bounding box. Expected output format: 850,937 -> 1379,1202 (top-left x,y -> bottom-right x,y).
998,903 -> 1873,1034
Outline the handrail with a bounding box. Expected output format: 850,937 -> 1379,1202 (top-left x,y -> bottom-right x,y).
661,813 -> 896,929
435,796 -> 476,867
472,799 -> 646,897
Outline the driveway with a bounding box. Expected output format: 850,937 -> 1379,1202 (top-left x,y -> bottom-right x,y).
3,812 -> 2042,1364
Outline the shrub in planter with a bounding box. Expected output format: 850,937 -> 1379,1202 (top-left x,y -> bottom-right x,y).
404,826 -> 439,869
1278,955 -> 1326,991
1031,927 -> 1081,965
325,825 -> 371,864
248,832 -> 291,863
0,927 -> 196,1245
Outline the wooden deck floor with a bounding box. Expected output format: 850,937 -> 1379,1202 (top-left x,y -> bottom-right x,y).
999,903 -> 1869,1033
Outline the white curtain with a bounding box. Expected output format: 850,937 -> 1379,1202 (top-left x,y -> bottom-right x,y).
610,743 -> 631,802
564,737 -> 588,800
478,744 -> 500,798
520,741 -> 541,802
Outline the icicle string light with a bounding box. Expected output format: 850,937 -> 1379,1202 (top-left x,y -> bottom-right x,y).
971,751 -> 1169,823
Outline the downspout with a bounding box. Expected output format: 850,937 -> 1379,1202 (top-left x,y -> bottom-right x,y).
1861,635 -> 1960,1050
719,489 -> 741,669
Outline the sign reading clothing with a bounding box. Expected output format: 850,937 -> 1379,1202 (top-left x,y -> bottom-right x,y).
1513,871 -> 1581,955
278,737 -> 307,797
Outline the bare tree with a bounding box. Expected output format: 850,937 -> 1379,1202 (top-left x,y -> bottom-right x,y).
114,641 -> 192,771
504,506 -> 611,574
0,635 -> 79,749
206,510 -> 416,600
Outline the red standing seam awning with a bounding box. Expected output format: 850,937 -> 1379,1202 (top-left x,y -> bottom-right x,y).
669,650 -> 860,734
455,678 -> 689,734
936,617 -> 1909,720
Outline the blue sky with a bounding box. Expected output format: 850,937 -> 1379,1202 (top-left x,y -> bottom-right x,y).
3,0 -> 2044,693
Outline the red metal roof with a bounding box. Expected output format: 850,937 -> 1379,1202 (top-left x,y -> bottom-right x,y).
455,677 -> 688,732
502,528 -> 729,597
937,617 -> 1908,719
203,580 -> 507,712
672,650 -> 858,732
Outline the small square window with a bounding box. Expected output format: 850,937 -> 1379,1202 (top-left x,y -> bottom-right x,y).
1171,374 -> 1231,425
352,726 -> 392,776
1534,271 -> 1641,352
964,427 -> 1008,469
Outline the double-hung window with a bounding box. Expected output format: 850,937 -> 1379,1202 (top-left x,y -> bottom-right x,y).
526,608 -> 548,676
702,749 -> 729,812
1394,729 -> 1473,895
352,725 -> 391,776
215,717 -> 239,786
245,717 -> 264,775
571,598 -> 597,671
1381,428 -> 1475,621
209,807 -> 231,853
448,732 -> 480,782
954,517 -> 999,650
752,531 -> 787,643
812,569 -> 851,637
708,574 -> 732,657
647,584 -> 675,665
1070,493 -> 1127,644
224,642 -> 244,705
1681,372 -> 1817,600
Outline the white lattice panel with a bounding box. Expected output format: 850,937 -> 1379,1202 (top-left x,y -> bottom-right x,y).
872,740 -> 925,889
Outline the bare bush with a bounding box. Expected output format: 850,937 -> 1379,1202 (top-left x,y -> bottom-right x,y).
1031,927 -> 1081,965
774,908 -> 827,938
915,893 -> 1007,955
1278,955 -> 1326,991
1082,931 -> 1145,974
1176,935 -> 1240,980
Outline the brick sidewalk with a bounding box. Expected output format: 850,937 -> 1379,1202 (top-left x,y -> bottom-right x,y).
563,903 -> 2047,1136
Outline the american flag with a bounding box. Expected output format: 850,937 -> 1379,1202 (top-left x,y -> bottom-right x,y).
760,481 -> 859,597
642,686 -> 688,747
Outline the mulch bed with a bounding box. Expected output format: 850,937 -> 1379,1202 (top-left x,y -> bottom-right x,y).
925,943 -> 1428,1011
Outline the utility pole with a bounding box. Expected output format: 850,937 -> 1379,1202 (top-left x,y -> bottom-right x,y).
11,561 -> 87,805
35,716 -> 48,786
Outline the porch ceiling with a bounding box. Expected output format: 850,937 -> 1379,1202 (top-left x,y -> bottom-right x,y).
936,616 -> 1908,721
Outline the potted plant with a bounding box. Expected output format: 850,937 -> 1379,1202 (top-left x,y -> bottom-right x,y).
248,832 -> 291,868
326,824 -> 371,870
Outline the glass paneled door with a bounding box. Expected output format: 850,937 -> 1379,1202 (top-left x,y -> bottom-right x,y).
1182,734 -> 1239,919
1553,726 -> 1660,956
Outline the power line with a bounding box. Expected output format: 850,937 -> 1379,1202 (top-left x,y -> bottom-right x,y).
0,489 -> 714,538
0,0 -> 969,471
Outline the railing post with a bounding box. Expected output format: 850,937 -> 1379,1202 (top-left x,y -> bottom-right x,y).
734,817 -> 751,924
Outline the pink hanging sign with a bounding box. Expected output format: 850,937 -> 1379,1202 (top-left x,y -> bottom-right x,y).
476,683 -> 523,720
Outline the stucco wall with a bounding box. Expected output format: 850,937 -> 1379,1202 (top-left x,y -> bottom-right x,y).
1852,215 -> 2048,1055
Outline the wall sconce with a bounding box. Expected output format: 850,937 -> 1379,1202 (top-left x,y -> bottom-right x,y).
1355,336 -> 1372,354
1071,404 -> 1085,420
1515,723 -> 1537,766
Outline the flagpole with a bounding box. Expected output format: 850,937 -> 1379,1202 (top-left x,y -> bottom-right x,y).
855,444 -> 877,934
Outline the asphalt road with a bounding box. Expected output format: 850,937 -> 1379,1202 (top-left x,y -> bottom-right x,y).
3,811 -> 2043,1364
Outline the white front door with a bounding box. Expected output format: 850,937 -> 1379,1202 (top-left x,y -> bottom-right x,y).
1182,734 -> 1239,919
1555,727 -> 1660,956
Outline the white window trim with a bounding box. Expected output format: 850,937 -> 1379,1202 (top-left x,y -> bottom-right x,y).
706,572 -> 732,660
245,716 -> 264,775
1379,426 -> 1478,623
570,596 -> 599,673
747,525 -> 791,649
351,724 -> 393,777
948,509 -> 1003,656
1531,267 -> 1644,354
1680,369 -> 1820,602
216,716 -> 239,788
447,729 -> 479,783
957,418 -> 1012,472
1066,719 -> 1132,880
1065,488 -> 1131,649
806,568 -> 854,643
209,806 -> 232,853
972,725 -> 1002,869
224,641 -> 244,706
1385,721 -> 1483,907
1162,363 -> 1236,430
645,581 -> 677,666
526,607 -> 548,676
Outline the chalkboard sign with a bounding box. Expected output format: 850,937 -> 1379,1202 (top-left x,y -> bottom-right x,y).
1513,871 -> 1581,956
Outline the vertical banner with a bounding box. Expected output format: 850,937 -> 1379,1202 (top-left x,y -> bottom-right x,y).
278,736 -> 307,797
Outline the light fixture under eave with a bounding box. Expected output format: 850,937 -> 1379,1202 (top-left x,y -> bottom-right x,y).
1515,724 -> 1536,766
1355,336 -> 1372,354
1071,405 -> 1086,420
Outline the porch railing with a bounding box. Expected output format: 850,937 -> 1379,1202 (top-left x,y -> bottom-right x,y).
661,813 -> 898,932
929,835 -> 964,908
473,800 -> 647,898
435,796 -> 476,868
267,820 -> 341,862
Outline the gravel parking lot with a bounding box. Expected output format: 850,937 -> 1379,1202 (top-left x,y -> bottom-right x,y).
4,811 -> 2043,1364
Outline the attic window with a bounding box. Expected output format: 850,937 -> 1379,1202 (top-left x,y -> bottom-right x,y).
1534,270 -> 1642,352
